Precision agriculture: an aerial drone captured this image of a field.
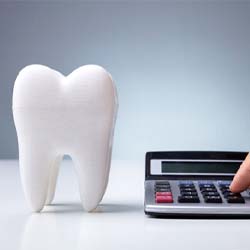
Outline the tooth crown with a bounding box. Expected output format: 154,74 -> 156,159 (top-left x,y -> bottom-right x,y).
13,64 -> 118,212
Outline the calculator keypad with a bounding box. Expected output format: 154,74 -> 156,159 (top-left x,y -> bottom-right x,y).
155,181 -> 173,203
178,181 -> 200,203
199,181 -> 222,203
154,180 -> 246,204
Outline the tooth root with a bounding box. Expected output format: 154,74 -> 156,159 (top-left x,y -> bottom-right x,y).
45,156 -> 62,205
73,146 -> 111,212
19,147 -> 55,212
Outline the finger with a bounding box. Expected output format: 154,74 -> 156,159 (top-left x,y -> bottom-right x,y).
230,153 -> 250,193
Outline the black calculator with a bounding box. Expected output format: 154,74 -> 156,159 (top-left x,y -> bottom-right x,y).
144,151 -> 250,217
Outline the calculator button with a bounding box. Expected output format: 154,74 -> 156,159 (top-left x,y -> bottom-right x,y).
218,181 -> 231,185
219,183 -> 230,187
155,182 -> 170,186
218,185 -> 230,190
178,196 -> 200,203
155,187 -> 171,192
198,181 -> 213,185
179,184 -> 195,189
155,186 -> 171,190
180,191 -> 198,196
227,196 -> 245,204
180,187 -> 196,192
202,191 -> 220,197
155,195 -> 173,203
200,184 -> 215,187
155,181 -> 170,186
156,192 -> 172,196
179,181 -> 194,185
155,185 -> 170,189
199,184 -> 215,188
200,188 -> 217,193
223,191 -> 241,198
219,186 -> 230,191
155,182 -> 171,191
221,189 -> 230,194
204,196 -> 222,203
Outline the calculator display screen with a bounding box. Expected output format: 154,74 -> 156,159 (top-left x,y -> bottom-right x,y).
161,161 -> 241,174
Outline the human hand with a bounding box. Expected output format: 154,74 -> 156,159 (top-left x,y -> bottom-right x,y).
230,153 -> 250,193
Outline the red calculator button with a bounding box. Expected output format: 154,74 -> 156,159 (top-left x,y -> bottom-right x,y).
155,195 -> 173,203
156,192 -> 172,196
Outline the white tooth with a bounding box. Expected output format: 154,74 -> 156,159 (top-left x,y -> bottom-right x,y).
13,64 -> 118,212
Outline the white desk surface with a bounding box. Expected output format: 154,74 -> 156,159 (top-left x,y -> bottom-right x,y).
0,160 -> 249,250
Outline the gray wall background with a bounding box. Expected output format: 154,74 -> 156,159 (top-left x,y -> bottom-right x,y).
0,1 -> 250,161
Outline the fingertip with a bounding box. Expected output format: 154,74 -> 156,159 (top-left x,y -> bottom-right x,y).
229,181 -> 239,193
229,173 -> 241,193
230,159 -> 250,193
229,153 -> 250,193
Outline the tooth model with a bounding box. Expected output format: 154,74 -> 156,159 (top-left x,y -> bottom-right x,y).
12,65 -> 118,212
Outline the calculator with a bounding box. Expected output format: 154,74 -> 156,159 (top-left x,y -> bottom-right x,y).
144,151 -> 250,217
